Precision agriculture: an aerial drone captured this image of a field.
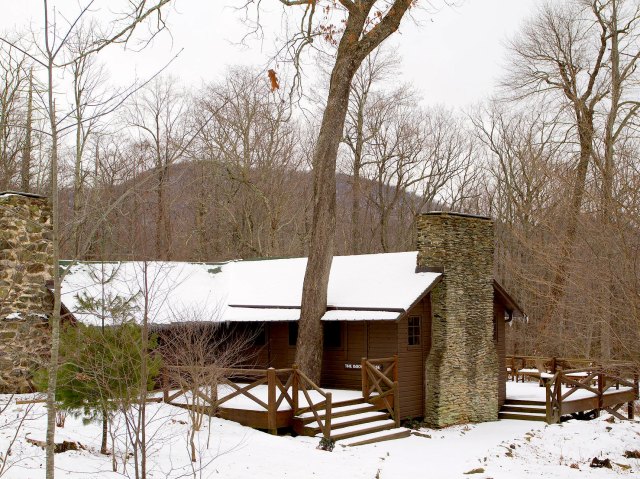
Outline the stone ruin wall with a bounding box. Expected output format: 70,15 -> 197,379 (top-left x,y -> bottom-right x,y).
0,193 -> 53,393
417,211 -> 499,427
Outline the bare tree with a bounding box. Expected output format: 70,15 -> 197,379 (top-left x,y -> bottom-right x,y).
504,0 -> 611,325
160,317 -> 254,463
340,48 -> 400,254
127,76 -> 193,260
195,68 -> 306,259
0,41 -> 30,190
242,0 -> 424,381
1,2 -> 173,477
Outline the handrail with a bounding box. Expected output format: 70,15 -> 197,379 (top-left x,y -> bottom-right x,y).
292,365 -> 332,439
361,355 -> 399,426
161,358 -> 408,438
542,366 -> 639,424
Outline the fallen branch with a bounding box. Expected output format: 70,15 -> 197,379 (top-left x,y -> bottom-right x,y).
26,436 -> 83,453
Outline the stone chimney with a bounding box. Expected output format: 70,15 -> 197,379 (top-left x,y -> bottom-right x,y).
417,211 -> 498,427
0,192 -> 53,392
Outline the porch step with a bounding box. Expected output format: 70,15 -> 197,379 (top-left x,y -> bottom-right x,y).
301,411 -> 389,435
504,399 -> 546,407
500,405 -> 546,414
316,418 -> 397,441
498,411 -> 547,422
296,402 -> 379,423
340,427 -> 410,447
499,398 -> 548,421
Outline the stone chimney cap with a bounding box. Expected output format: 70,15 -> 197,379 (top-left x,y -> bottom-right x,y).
420,210 -> 491,221
0,191 -> 47,199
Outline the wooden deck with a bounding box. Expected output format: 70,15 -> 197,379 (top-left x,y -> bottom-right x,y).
502,357 -> 639,423
160,356 -> 409,445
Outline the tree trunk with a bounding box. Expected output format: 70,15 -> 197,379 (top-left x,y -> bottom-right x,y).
20,68 -> 33,192
45,75 -> 62,479
599,0 -> 620,362
296,54 -> 356,381
101,413 -> 108,455
544,107 -> 594,326
295,1 -> 414,381
350,98 -> 365,255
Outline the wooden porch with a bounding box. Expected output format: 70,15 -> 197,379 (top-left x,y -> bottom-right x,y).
160,356 -> 410,446
501,356 -> 639,423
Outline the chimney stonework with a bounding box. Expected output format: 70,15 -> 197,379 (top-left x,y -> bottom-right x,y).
0,192 -> 53,393
417,211 -> 498,427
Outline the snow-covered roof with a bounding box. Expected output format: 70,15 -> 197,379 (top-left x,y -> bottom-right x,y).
59,252 -> 440,326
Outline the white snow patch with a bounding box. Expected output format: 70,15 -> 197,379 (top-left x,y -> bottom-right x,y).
1,394 -> 638,479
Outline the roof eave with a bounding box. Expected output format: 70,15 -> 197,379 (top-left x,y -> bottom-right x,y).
396,274 -> 443,322
493,279 -> 525,320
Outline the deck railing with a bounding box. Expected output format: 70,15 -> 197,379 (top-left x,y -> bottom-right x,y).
161,357 -> 401,436
161,365 -> 333,438
506,355 -> 637,380
361,355 -> 400,426
505,356 -> 639,423
292,365 -> 333,439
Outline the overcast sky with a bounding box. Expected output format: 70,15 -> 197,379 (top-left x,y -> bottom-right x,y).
1,0 -> 543,108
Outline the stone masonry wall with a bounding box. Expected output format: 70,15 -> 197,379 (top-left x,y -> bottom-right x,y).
418,211 -> 498,427
0,193 -> 53,393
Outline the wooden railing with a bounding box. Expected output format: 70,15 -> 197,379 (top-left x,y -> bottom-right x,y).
161,365 -> 333,438
506,355 -> 637,376
541,365 -> 639,424
292,365 -> 333,439
361,355 -> 400,426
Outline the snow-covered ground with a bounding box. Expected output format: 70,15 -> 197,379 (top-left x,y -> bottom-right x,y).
1,394 -> 638,478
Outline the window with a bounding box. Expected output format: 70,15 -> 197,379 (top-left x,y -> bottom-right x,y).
408,316 -> 420,346
323,322 -> 342,349
288,322 -> 298,347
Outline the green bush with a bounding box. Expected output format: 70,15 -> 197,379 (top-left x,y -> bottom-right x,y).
36,322 -> 162,419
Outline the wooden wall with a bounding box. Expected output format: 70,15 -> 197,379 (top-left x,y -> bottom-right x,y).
320,322 -> 367,389
397,295 -> 431,419
165,287 -> 512,422
249,298 -> 431,419
176,286 -> 511,421
493,298 -> 507,407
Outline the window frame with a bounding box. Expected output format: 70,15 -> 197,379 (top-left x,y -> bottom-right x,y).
408,316 -> 421,347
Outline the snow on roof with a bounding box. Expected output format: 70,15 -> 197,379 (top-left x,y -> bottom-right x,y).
60,252 -> 440,326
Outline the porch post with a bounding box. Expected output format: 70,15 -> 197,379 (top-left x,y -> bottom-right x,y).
267,367 -> 277,434
361,357 -> 369,401
596,373 -> 604,417
324,391 -> 332,439
292,364 -> 299,413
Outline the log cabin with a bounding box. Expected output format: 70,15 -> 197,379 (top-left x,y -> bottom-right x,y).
2,191 -> 524,430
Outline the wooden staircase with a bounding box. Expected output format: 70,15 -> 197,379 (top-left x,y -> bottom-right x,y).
292,397 -> 410,446
499,399 -> 547,422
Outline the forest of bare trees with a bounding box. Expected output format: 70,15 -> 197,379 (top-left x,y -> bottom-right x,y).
1,0 -> 639,369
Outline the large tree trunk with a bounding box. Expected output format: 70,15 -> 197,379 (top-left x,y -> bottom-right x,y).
295,1 -> 413,381
296,54 -> 357,381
